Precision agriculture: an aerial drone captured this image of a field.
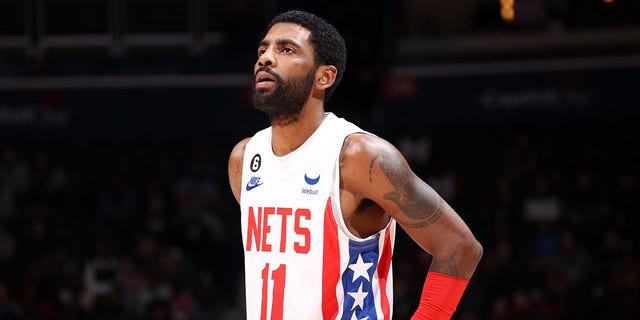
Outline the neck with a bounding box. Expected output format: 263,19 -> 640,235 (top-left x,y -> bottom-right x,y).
270,103 -> 325,157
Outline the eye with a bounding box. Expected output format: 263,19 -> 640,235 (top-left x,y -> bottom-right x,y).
281,47 -> 294,54
257,48 -> 266,57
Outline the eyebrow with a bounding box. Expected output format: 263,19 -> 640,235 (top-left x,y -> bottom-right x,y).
258,38 -> 302,48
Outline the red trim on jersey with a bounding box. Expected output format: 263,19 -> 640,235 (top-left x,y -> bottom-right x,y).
322,197 -> 340,319
377,221 -> 393,318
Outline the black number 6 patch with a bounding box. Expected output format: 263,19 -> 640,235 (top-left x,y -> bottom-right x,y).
250,154 -> 261,172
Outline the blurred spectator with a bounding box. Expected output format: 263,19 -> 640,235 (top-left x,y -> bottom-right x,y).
133,269 -> 172,318
82,240 -> 122,318
0,146 -> 30,222
551,228 -> 591,289
564,170 -> 610,237
0,282 -> 21,319
523,174 -> 561,223
502,134 -> 538,182
83,241 -> 119,297
31,149 -> 67,200
140,190 -> 170,240
0,146 -> 31,196
17,217 -> 54,269
170,284 -> 197,320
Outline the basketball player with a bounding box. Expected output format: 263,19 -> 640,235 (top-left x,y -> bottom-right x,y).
227,10 -> 482,319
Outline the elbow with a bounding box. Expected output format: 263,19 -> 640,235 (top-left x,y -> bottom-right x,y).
428,233 -> 483,279
461,234 -> 483,270
469,237 -> 484,264
430,234 -> 483,279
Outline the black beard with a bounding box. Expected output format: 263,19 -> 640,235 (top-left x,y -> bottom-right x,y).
252,67 -> 316,126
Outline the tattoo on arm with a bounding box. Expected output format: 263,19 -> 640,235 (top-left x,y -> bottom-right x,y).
429,246 -> 461,277
368,154 -> 380,183
374,150 -> 444,229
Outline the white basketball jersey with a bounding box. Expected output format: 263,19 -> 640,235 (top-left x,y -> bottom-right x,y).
240,112 -> 396,320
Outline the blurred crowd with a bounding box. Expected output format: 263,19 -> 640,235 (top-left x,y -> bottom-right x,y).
0,138 -> 242,320
0,120 -> 637,320
392,122 -> 639,320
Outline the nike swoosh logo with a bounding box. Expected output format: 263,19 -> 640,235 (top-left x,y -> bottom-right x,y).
246,182 -> 263,191
304,173 -> 320,185
246,177 -> 263,191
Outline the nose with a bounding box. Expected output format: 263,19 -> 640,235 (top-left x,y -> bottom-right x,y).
257,46 -> 275,67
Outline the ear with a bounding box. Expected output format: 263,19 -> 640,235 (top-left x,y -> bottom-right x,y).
315,65 -> 337,90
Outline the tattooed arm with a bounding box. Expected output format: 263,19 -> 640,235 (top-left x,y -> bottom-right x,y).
339,133 -> 482,279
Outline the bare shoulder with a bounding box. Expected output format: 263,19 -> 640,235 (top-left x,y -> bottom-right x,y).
229,137 -> 251,163
340,133 -> 408,176
339,133 -> 411,197
228,137 -> 252,203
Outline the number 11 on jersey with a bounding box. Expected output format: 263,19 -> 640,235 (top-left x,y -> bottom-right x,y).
261,263 -> 286,320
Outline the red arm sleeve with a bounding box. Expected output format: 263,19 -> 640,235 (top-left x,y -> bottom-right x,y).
411,271 -> 470,320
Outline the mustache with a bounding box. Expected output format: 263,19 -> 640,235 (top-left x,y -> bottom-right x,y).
254,66 -> 283,82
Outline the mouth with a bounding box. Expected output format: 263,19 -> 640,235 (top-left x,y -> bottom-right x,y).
255,70 -> 276,84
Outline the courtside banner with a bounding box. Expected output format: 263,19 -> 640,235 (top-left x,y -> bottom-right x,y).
383,66 -> 640,126
0,87 -> 262,137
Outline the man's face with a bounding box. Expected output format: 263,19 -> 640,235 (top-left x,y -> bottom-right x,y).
252,23 -> 318,125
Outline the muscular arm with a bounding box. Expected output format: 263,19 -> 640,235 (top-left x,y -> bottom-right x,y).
340,133 -> 482,279
228,137 -> 251,204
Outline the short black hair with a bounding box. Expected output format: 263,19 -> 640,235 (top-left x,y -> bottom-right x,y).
266,10 -> 347,104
